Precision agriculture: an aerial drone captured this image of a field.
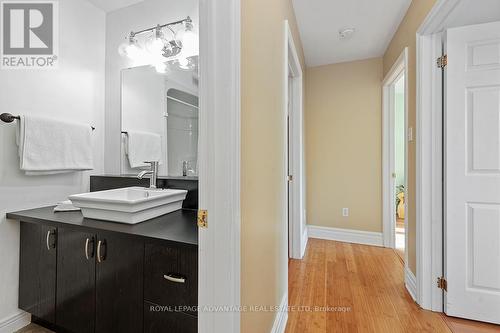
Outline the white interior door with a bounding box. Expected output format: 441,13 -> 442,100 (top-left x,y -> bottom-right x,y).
445,21 -> 500,324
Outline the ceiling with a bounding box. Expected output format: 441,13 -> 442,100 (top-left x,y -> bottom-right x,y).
292,0 -> 412,67
86,0 -> 144,13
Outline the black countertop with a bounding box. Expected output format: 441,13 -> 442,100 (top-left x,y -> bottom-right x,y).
7,207 -> 198,247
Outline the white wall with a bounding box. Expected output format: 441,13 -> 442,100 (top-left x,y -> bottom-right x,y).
104,0 -> 199,174
0,0 -> 105,328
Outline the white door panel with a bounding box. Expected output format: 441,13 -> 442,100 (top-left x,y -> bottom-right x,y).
446,21 -> 500,324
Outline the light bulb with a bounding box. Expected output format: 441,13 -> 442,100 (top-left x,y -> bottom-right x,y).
146,27 -> 165,54
118,34 -> 143,61
147,37 -> 164,53
180,30 -> 198,58
176,19 -> 199,59
126,43 -> 141,60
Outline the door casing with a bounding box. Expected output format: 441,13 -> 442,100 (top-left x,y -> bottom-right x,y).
285,20 -> 306,261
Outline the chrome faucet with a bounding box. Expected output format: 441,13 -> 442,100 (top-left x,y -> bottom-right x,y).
137,161 -> 159,188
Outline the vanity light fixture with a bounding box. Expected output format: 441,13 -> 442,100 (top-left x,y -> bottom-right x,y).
118,16 -> 198,72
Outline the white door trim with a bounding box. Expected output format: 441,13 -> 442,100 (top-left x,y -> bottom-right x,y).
416,0 -> 461,312
416,29 -> 443,312
198,0 -> 241,332
382,47 -> 408,258
285,20 -> 306,260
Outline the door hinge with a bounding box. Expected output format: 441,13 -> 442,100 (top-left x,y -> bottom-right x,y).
197,210 -> 208,229
288,175 -> 293,183
437,276 -> 447,291
437,55 -> 447,68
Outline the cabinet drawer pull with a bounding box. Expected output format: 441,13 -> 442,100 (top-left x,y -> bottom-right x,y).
46,230 -> 56,250
97,240 -> 107,263
163,274 -> 186,284
85,237 -> 94,260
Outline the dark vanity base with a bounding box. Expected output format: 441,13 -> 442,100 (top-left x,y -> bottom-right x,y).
9,208 -> 198,333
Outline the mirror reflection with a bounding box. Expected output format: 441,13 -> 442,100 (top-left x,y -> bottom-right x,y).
121,64 -> 199,177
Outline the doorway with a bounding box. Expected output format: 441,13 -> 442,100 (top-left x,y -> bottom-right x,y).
383,48 -> 408,266
393,74 -> 406,261
285,21 -> 306,261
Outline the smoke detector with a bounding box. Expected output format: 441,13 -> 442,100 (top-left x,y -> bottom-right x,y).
339,28 -> 356,40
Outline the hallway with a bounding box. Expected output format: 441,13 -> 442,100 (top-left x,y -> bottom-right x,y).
286,239 -> 499,333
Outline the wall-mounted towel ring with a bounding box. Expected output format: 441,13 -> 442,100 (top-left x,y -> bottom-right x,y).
1,113 -> 96,131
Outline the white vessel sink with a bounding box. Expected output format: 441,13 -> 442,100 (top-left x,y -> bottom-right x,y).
69,187 -> 188,224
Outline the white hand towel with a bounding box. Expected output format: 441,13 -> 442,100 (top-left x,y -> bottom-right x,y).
16,115 -> 93,174
126,130 -> 162,168
54,200 -> 81,212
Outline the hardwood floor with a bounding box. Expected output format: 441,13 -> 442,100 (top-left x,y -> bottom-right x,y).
395,218 -> 405,261
442,315 -> 500,333
286,239 -> 500,333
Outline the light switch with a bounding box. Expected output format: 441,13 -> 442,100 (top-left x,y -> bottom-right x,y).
342,208 -> 349,217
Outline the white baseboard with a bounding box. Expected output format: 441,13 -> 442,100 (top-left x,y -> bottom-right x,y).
270,293 -> 288,333
405,265 -> 417,302
308,225 -> 384,247
0,311 -> 30,333
300,228 -> 308,258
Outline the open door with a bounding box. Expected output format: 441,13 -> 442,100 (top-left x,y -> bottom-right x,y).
445,21 -> 500,324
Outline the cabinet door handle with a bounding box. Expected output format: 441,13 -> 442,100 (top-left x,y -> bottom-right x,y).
97,240 -> 106,263
46,230 -> 56,250
85,237 -> 94,260
163,274 -> 186,284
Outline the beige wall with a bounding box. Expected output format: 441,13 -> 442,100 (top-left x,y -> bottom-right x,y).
305,58 -> 383,233
241,0 -> 305,332
383,0 -> 437,274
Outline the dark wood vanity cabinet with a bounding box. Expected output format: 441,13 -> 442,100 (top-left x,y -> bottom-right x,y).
56,228 -> 97,333
18,220 -> 198,333
19,222 -> 57,325
95,231 -> 144,333
56,229 -> 144,333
